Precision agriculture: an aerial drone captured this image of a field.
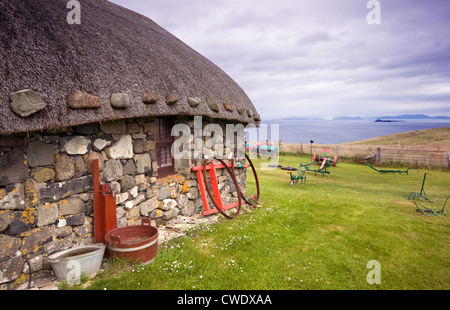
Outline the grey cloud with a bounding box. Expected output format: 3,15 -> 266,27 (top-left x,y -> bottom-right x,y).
109,0 -> 450,119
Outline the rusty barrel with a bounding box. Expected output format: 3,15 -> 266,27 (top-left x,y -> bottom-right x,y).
104,218 -> 158,265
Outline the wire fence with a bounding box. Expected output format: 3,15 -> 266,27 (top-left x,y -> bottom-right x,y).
376,148 -> 449,168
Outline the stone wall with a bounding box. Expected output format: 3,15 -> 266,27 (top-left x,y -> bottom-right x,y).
0,116 -> 247,290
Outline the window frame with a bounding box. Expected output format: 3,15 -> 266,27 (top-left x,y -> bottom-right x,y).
155,118 -> 175,178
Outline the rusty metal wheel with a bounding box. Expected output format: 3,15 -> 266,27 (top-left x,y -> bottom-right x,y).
202,158 -> 242,219
230,153 -> 260,209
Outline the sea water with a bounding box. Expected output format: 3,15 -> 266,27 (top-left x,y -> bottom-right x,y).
247,119 -> 450,144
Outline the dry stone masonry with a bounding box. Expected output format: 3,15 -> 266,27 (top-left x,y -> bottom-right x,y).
0,117 -> 247,290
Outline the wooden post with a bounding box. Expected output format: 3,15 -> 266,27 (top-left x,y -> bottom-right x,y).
376,148 -> 381,165
445,152 -> 449,168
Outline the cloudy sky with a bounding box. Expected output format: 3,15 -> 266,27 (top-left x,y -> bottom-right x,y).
109,0 -> 450,120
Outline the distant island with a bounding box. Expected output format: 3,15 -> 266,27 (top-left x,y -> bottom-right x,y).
374,119 -> 405,123
374,114 -> 450,120
274,114 -> 450,121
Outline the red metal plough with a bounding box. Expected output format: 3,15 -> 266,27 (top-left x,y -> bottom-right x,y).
194,154 -> 260,219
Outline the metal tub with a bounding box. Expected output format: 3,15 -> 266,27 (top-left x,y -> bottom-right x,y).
48,243 -> 105,283
104,218 -> 158,265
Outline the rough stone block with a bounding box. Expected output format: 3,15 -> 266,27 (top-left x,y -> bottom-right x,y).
149,209 -> 163,219
105,135 -> 133,159
55,154 -> 75,181
59,197 -> 85,216
0,184 -> 25,211
188,97 -> 201,107
65,214 -> 85,226
34,176 -> 92,205
31,167 -> 55,183
207,98 -> 219,112
36,203 -> 58,227
122,159 -> 136,175
126,206 -> 140,219
67,90 -> 101,109
110,93 -> 131,109
101,160 -> 123,182
116,192 -> 129,205
120,175 -> 135,191
62,136 -> 91,155
43,236 -> 73,256
134,153 -> 151,174
0,210 -> 12,232
0,254 -> 24,283
160,199 -> 178,211
126,123 -> 140,134
133,140 -> 144,154
74,156 -> 87,177
9,89 -> 47,117
100,120 -> 126,134
176,194 -> 189,208
223,102 -> 234,112
139,197 -> 158,216
180,201 -> 195,216
0,234 -> 21,260
142,139 -> 156,152
142,93 -> 157,104
0,148 -> 29,186
5,208 -> 37,235
26,142 -> 55,168
237,107 -> 246,115
157,186 -> 171,200
165,94 -> 178,105
92,138 -> 112,152
20,226 -> 54,257
85,151 -> 105,173
162,207 -> 180,220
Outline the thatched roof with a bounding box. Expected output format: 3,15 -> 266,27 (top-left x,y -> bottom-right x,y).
0,0 -> 260,135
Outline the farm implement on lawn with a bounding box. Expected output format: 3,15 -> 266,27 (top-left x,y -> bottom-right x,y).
402,172 -> 433,202
401,172 -> 448,217
288,149 -> 344,186
412,194 -> 449,217
361,155 -> 413,174
195,153 -> 260,219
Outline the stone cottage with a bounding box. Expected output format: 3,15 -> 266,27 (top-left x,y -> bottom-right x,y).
0,0 -> 260,289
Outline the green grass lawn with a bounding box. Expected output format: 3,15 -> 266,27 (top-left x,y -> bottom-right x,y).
71,155 -> 449,290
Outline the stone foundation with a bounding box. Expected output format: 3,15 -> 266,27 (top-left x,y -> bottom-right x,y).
0,116 -> 247,290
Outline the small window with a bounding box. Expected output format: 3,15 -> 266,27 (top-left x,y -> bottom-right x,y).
155,119 -> 175,178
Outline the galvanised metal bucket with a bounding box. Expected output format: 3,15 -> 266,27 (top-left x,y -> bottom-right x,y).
104,218 -> 158,265
48,243 -> 106,283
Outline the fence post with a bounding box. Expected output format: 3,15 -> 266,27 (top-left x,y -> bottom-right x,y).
445,152 -> 449,168
376,148 -> 381,165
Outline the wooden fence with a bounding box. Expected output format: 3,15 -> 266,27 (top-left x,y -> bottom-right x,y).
375,148 -> 449,168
